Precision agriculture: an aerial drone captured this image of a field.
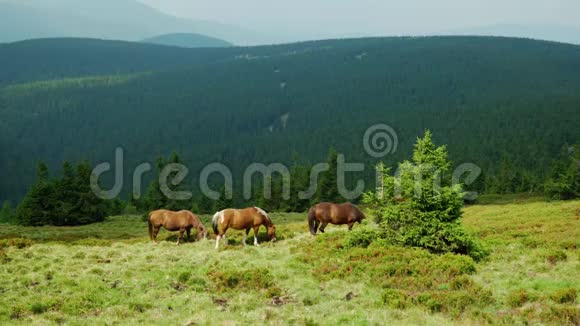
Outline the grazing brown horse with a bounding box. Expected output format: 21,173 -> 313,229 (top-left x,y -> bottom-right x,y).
308,202 -> 365,235
212,207 -> 276,249
148,210 -> 208,245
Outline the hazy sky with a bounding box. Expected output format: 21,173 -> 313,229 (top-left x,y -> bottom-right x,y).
139,0 -> 580,42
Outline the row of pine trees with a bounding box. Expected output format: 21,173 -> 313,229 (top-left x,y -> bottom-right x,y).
1,143 -> 577,226
0,149 -> 348,226
130,150 -> 346,215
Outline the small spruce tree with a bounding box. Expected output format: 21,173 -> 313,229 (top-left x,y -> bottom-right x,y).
545,145 -> 579,200
16,161 -> 58,226
0,201 -> 15,223
363,131 -> 487,261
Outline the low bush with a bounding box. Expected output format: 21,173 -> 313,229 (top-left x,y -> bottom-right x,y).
381,289 -> 409,309
544,305 -> 579,325
550,288 -> 577,304
343,225 -> 381,249
298,232 -> 493,316
506,289 -> 535,308
0,238 -> 34,249
29,302 -> 52,314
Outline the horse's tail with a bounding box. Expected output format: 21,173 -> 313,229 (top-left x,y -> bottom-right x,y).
212,211 -> 220,235
147,212 -> 154,240
308,206 -> 317,235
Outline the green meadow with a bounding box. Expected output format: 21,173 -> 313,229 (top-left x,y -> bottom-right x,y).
0,198 -> 578,325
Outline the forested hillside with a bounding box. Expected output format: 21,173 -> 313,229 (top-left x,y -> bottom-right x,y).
1,36 -> 579,204
0,38 -> 237,86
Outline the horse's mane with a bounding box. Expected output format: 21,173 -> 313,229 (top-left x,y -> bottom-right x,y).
254,207 -> 272,223
212,210 -> 224,223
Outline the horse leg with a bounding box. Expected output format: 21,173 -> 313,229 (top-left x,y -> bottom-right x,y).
216,226 -> 228,249
314,220 -> 320,234
319,222 -> 329,233
153,226 -> 161,244
177,228 -> 185,246
215,234 -> 221,249
243,228 -> 250,246
186,228 -> 191,241
348,222 -> 354,231
253,226 -> 260,246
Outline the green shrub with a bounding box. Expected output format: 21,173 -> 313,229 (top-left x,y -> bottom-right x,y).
545,305 -> 579,325
29,302 -> 50,314
187,276 -> 207,292
550,288 -> 577,304
416,294 -> 443,313
449,275 -> 474,290
506,289 -> 534,308
431,254 -> 477,276
381,289 -> 408,309
177,271 -> 191,283
416,287 -> 493,316
0,238 -> 34,249
343,225 -> 381,249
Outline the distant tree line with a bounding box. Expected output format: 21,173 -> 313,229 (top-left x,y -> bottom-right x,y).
2,143 -> 577,226
133,149 -> 346,215
2,148 -> 352,226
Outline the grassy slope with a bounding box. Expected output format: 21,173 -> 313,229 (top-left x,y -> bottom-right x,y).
0,200 -> 578,325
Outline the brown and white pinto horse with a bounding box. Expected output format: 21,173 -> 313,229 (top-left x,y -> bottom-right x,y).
308,202 -> 365,235
148,210 -> 208,245
212,207 -> 276,249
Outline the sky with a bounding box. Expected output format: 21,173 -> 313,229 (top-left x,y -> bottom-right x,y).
138,0 -> 580,43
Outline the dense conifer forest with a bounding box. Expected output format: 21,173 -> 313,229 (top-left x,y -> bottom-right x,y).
1,36 -> 579,208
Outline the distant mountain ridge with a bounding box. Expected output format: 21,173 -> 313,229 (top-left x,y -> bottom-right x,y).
142,33 -> 233,48
0,0 -> 262,45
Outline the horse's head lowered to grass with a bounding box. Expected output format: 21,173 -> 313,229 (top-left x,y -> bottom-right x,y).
267,224 -> 277,242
